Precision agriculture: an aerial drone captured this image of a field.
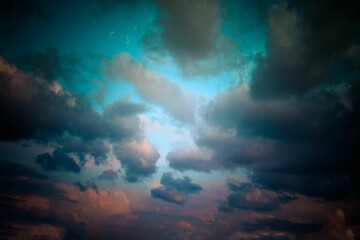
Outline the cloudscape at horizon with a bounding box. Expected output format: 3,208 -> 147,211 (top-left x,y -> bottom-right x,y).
0,0 -> 359,239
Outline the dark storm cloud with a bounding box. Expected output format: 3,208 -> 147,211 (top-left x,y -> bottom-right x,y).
168,1 -> 360,201
0,161 -> 46,179
36,148 -> 81,173
0,57 -> 144,142
241,218 -> 322,237
57,136 -> 111,165
98,169 -> 119,181
197,84 -> 359,200
151,172 -> 202,205
250,1 -> 360,98
0,0 -> 49,56
16,48 -> 77,82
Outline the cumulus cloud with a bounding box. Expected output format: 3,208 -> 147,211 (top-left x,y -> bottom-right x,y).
0,56 -> 144,142
171,78 -> 359,200
102,52 -> 195,124
114,139 -> 160,182
151,172 -> 202,205
36,148 -> 81,173
143,0 -> 244,76
1,56 -> 161,180
162,0 -> 360,203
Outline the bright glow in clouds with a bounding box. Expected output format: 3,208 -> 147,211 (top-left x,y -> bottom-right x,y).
0,0 -> 359,239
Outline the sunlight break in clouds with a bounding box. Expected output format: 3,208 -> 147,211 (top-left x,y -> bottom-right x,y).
0,0 -> 359,239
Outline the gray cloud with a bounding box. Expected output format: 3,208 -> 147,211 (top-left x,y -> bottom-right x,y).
167,148 -> 217,172
0,57 -> 144,142
36,148 -> 81,173
154,0 -> 221,61
1,56 -> 161,181
160,172 -> 203,194
151,172 -> 202,205
114,139 -> 160,182
143,0 -> 244,76
195,84 -> 359,200
241,218 -> 323,238
74,180 -> 98,193
151,186 -> 188,205
250,1 -> 360,98
102,53 -> 195,124
219,180 -> 296,213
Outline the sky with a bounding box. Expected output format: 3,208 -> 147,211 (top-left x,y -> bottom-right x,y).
0,0 -> 359,239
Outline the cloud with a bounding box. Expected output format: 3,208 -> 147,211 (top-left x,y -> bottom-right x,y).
228,231 -> 294,240
0,0 -> 49,57
171,78 -> 359,199
4,224 -> 66,240
0,170 -> 130,238
167,148 -> 217,172
299,209 -> 356,240
74,181 -> 98,193
143,0 -> 244,76
98,169 -> 119,181
1,56 -> 161,180
153,0 -> 221,61
250,1 -> 360,98
0,56 -> 144,142
150,186 -> 188,205
36,148 -> 81,173
102,52 -> 195,124
151,172 -> 202,205
114,139 -> 160,182
0,161 -> 47,179
241,218 -> 323,237
219,180 -> 297,213
160,172 -> 203,194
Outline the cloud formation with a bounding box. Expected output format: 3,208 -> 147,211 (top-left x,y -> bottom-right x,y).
114,139 -> 160,182
36,148 -> 81,173
154,0 -> 221,61
151,172 -> 202,205
0,56 -> 160,181
219,180 -> 296,213
251,1 -> 360,98
142,0 -> 244,76
103,53 -> 195,123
